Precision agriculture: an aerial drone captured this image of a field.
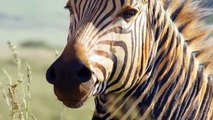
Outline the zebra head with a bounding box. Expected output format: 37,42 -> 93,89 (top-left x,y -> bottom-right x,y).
46,0 -> 149,108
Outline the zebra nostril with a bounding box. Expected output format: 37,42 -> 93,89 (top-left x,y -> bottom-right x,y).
76,66 -> 92,82
46,66 -> 57,84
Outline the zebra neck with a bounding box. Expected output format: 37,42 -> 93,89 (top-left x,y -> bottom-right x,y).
93,0 -> 212,119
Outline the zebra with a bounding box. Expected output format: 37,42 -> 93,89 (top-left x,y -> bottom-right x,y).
46,0 -> 213,119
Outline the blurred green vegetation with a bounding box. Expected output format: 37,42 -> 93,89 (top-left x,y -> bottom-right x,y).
19,39 -> 53,49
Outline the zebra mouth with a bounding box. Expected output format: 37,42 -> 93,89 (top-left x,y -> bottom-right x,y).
55,87 -> 90,108
52,73 -> 97,108
53,77 -> 95,109
58,97 -> 88,108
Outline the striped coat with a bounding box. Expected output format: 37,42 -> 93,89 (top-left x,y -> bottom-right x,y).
46,0 -> 213,119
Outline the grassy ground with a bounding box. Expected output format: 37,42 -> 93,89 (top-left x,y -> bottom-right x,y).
0,44 -> 94,120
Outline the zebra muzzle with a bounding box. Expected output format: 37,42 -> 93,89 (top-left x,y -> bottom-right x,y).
46,56 -> 95,108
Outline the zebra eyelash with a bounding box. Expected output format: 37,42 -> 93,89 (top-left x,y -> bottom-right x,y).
64,5 -> 70,9
64,5 -> 73,14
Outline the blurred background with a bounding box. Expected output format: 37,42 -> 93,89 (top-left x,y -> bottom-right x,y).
0,0 -> 212,120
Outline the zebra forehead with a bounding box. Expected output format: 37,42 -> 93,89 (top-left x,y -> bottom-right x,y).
124,0 -> 147,4
66,0 -> 146,6
122,0 -> 148,9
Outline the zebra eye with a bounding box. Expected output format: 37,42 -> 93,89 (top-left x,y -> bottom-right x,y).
121,8 -> 138,20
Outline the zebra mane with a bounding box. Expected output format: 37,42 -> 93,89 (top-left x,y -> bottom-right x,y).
160,0 -> 213,77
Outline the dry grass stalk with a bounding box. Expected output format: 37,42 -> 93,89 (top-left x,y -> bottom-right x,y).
26,63 -> 31,99
7,41 -> 21,66
24,63 -> 33,120
0,41 -> 36,120
2,68 -> 23,120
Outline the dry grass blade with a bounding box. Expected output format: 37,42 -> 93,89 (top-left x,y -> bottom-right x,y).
60,105 -> 66,120
55,49 -> 59,58
0,82 -> 11,110
31,113 -> 37,120
2,68 -> 12,85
